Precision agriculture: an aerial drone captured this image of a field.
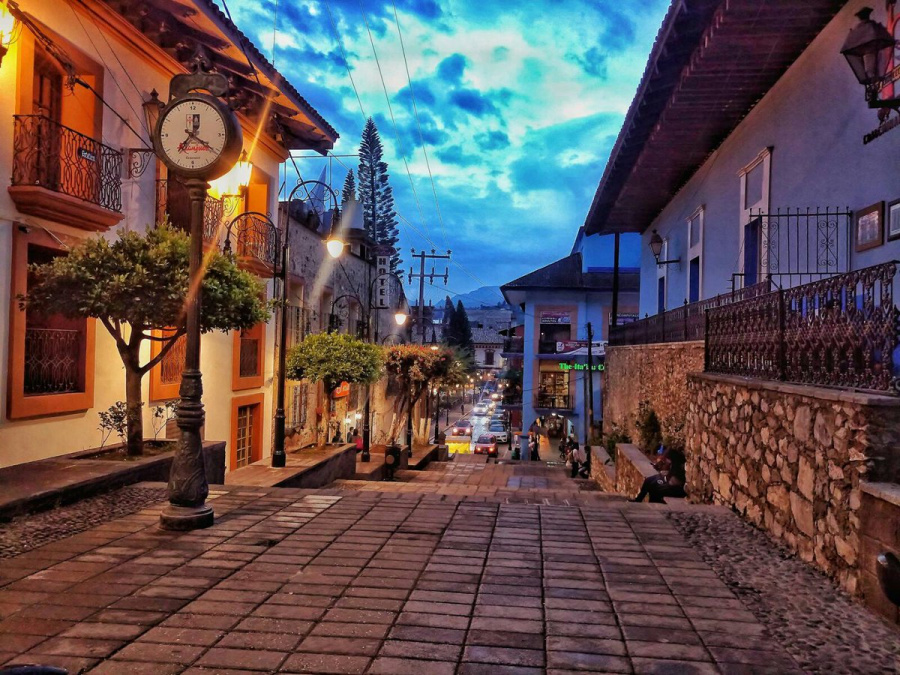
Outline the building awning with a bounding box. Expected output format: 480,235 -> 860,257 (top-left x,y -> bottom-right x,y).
584,0 -> 847,236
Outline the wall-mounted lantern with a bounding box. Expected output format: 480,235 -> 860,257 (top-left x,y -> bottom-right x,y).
649,230 -> 680,265
841,7 -> 900,108
0,0 -> 19,70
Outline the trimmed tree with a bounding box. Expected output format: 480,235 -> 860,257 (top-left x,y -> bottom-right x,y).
383,344 -> 453,445
341,169 -> 357,206
285,332 -> 383,444
357,117 -> 401,271
22,224 -> 269,457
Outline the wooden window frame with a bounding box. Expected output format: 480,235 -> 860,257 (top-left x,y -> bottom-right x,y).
149,328 -> 184,402
232,321 -> 266,391
8,226 -> 96,419
230,392 -> 264,470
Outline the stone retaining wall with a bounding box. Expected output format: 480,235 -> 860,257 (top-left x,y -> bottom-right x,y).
603,342 -> 704,441
590,446 -> 616,492
615,443 -> 658,498
686,372 -> 900,593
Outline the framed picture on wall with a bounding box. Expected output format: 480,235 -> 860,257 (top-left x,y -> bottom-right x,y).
855,202 -> 884,252
888,199 -> 900,242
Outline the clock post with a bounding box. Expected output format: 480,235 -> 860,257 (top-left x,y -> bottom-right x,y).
153,61 -> 242,531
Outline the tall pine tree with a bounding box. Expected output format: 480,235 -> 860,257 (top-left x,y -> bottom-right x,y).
441,296 -> 455,329
447,300 -> 474,354
357,118 -> 401,271
341,169 -> 356,205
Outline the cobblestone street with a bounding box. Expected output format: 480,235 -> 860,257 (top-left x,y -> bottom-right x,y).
0,472 -> 896,674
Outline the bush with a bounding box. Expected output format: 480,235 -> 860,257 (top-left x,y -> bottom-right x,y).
602,423 -> 631,455
634,401 -> 662,454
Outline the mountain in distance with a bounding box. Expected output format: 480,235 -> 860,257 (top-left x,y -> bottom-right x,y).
453,286 -> 505,308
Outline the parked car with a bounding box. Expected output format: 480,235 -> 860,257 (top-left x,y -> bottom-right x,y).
488,422 -> 509,443
472,403 -> 490,416
490,411 -> 508,425
474,434 -> 498,457
451,420 -> 473,436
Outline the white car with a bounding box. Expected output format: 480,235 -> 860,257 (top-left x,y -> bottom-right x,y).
487,422 -> 509,443
472,403 -> 490,416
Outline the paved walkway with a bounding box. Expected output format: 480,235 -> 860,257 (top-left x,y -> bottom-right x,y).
0,482 -> 811,675
227,445 -> 355,488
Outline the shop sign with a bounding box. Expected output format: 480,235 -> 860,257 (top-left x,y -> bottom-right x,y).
559,363 -> 604,372
540,311 -> 570,324
332,381 -> 350,398
556,340 -> 604,353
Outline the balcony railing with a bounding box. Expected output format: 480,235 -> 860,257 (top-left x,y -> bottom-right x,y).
609,280 -> 773,346
24,328 -> 82,395
12,115 -> 122,213
502,337 -> 523,354
535,392 -> 571,409
706,262 -> 899,393
156,179 -> 223,242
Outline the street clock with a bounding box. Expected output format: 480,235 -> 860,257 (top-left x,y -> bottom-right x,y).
152,70 -> 242,180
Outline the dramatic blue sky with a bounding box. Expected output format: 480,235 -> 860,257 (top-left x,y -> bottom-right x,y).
218,0 -> 669,302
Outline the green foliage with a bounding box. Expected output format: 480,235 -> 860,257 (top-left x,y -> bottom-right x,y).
442,296 -> 455,327
23,224 -> 269,456
438,347 -> 471,388
602,423 -> 631,455
23,224 -> 268,333
151,400 -> 178,441
357,117 -> 400,271
286,332 -> 383,394
341,169 -> 357,205
98,401 -> 130,448
383,344 -> 456,442
446,300 -> 474,354
634,401 -> 662,454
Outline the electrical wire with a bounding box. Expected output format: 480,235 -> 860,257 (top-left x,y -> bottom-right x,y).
322,0 -> 366,121
357,0 -> 430,241
390,0 -> 448,249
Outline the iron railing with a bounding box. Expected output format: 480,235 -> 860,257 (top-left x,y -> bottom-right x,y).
155,178 -> 223,242
12,115 -> 122,213
502,337 -> 523,354
535,392 -> 571,409
706,262 -> 899,393
24,328 -> 82,395
609,281 -> 773,346
228,212 -> 279,269
286,306 -> 311,347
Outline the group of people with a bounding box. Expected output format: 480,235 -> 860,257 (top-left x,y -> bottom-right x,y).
631,444 -> 687,503
561,435 -> 590,478
333,427 -> 365,452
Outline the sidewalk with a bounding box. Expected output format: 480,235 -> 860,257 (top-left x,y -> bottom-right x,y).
0,485 -> 805,674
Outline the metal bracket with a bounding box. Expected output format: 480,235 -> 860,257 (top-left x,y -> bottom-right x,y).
127,149 -> 155,178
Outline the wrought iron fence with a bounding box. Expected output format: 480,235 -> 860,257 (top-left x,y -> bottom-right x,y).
535,392 -> 571,409
502,337 -> 523,354
609,280 -> 772,346
12,115 -> 122,213
228,212 -> 279,269
155,178 -> 223,242
24,328 -> 82,394
706,262 -> 900,393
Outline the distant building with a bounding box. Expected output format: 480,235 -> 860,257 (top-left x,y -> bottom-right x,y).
501,245 -> 640,443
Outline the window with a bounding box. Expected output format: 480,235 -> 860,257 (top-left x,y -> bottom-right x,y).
8,228 -> 96,419
538,310 -> 573,354
537,369 -> 570,409
288,383 -> 309,429
149,329 -> 185,401
484,350 -> 495,366
739,149 -> 772,286
230,394 -> 263,470
687,208 -> 703,303
232,321 -> 265,391
656,237 -> 668,313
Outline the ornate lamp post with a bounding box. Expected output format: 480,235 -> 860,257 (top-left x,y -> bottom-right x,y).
649,230 -> 681,266
328,269 -> 408,461
152,60 -> 243,531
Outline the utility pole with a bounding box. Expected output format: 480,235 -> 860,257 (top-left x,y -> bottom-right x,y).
408,248 -> 451,344
586,322 -> 596,442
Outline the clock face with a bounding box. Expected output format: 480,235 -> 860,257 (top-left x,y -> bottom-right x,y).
157,98 -> 229,172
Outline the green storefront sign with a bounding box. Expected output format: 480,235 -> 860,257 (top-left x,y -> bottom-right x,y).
558,363 -> 604,372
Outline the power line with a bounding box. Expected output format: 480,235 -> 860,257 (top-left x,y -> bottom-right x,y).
322,0 -> 366,121
390,0 -> 448,249
357,0 -> 430,242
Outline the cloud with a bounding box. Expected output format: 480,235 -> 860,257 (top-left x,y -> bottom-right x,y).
217,0 -> 671,301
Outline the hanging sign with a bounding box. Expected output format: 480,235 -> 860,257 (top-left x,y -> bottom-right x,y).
332,381 -> 350,398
